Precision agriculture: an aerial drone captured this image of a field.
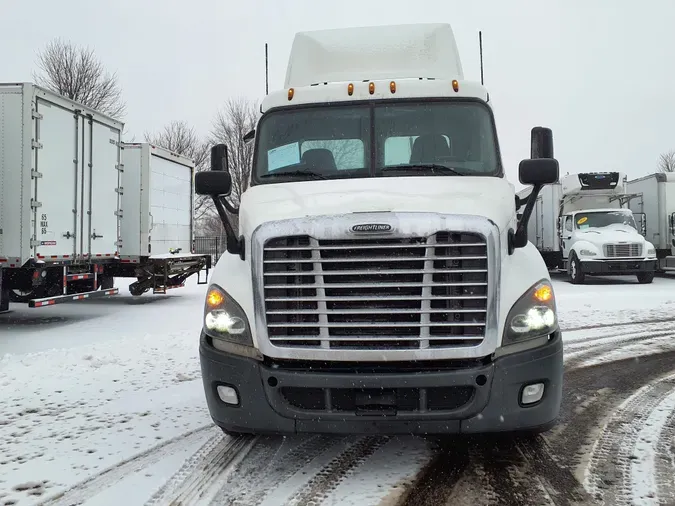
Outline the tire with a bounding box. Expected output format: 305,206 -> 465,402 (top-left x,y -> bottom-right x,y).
8,289 -> 34,303
637,271 -> 655,284
567,253 -> 585,284
9,287 -> 47,303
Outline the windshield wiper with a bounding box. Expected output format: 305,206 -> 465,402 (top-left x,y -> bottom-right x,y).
260,170 -> 327,180
380,164 -> 465,176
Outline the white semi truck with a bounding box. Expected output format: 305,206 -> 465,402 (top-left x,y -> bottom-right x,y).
0,83 -> 210,312
517,172 -> 656,284
194,23 -> 563,436
627,172 -> 675,272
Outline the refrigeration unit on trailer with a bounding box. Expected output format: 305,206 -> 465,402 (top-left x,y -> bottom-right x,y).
108,142 -> 210,296
0,82 -> 122,308
517,171 -> 656,283
626,172 -> 675,271
192,23 -> 564,437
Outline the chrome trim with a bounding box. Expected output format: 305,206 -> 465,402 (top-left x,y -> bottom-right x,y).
251,212 -> 501,362
603,242 -> 642,258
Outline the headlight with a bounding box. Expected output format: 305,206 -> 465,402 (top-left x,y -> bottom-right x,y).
648,248 -> 656,256
578,249 -> 596,257
504,279 -> 558,344
203,284 -> 253,347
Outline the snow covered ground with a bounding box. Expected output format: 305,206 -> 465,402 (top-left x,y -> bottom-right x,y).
1,273 -> 675,505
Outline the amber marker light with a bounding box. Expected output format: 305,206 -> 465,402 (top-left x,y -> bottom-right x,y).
533,284 -> 553,303
206,288 -> 224,308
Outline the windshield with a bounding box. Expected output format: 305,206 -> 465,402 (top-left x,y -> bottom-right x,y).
574,210 -> 637,230
252,101 -> 500,182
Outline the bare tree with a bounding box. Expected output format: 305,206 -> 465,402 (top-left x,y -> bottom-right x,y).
658,150 -> 675,173
208,98 -> 259,233
210,97 -> 260,204
34,38 -> 126,119
144,120 -> 212,220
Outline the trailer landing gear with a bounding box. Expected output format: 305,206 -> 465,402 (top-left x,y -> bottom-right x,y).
127,255 -> 209,297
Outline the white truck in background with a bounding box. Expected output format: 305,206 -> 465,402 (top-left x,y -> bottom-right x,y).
193,23 -> 564,437
0,83 -> 209,312
517,171 -> 656,284
627,172 -> 675,272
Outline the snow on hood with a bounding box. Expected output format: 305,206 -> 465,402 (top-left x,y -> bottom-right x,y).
576,224 -> 645,243
238,176 -> 516,237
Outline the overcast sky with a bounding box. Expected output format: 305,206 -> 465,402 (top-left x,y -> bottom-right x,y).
2,0 -> 674,186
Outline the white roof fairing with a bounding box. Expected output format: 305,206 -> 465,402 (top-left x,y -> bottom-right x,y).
284,23 -> 465,88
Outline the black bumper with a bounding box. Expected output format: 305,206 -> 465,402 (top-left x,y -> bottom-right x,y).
199,332 -> 563,435
580,259 -> 656,275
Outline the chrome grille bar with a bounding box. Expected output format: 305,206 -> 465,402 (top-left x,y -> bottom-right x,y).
262,231 -> 488,350
604,243 -> 642,257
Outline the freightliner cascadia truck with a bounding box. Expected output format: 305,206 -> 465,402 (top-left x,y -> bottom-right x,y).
194,23 -> 562,435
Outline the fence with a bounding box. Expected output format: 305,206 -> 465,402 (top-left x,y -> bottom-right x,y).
193,236 -> 227,265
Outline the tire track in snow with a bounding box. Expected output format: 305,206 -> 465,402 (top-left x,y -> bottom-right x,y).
220,435 -> 340,505
144,432 -> 259,506
583,371 -> 675,505
630,385 -> 675,505
284,436 -> 389,506
564,331 -> 675,371
37,424 -> 214,506
481,437 -> 553,506
398,437 -> 469,506
654,407 -> 675,506
563,315 -> 675,333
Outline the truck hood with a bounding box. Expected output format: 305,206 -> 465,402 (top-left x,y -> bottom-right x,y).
574,225 -> 645,245
238,176 -> 516,237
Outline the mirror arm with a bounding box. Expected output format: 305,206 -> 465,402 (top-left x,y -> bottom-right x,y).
514,184 -> 543,249
211,194 -> 241,257
222,196 -> 240,216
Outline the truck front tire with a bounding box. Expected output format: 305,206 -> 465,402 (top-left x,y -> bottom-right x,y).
568,254 -> 585,284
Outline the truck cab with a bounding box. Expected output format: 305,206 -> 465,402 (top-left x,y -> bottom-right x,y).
558,172 -> 656,284
194,23 -> 563,436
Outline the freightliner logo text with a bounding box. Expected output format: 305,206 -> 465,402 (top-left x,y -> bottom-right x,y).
351,224 -> 392,233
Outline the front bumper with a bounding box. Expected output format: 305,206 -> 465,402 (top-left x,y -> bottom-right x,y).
580,259 -> 657,275
199,331 -> 563,435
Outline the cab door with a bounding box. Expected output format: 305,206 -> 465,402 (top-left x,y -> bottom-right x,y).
560,215 -> 573,259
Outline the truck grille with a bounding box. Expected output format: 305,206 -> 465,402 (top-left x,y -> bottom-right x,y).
262,232 -> 488,350
604,243 -> 642,258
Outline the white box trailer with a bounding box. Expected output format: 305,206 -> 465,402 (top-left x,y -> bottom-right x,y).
516,183 -> 561,266
0,83 -> 210,309
118,143 -> 195,258
107,143 -> 209,296
0,82 -> 122,306
0,82 -> 122,266
626,172 -> 675,271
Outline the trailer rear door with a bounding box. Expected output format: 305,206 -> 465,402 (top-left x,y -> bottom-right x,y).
149,153 -> 193,256
33,98 -> 78,260
85,118 -> 121,258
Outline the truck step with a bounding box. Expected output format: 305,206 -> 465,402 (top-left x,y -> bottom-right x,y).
29,288 -> 118,308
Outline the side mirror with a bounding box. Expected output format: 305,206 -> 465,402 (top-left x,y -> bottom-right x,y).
195,171 -> 232,196
530,126 -> 554,159
519,158 -> 559,186
211,143 -> 229,172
